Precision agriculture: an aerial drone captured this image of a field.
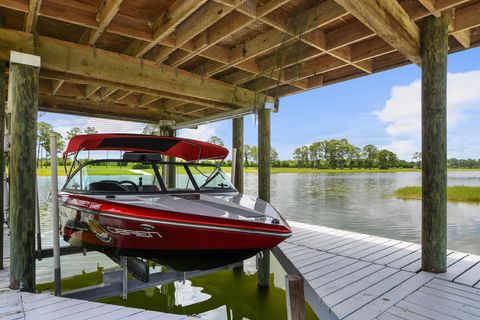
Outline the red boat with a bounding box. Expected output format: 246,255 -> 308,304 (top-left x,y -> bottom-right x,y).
59,134 -> 291,270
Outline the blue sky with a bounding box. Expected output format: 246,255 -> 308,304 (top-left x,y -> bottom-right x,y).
42,47 -> 480,161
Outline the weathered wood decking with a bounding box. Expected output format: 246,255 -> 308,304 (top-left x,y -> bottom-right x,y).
273,221 -> 480,320
0,228 -> 196,320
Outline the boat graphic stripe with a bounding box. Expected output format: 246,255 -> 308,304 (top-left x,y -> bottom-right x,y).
62,204 -> 292,238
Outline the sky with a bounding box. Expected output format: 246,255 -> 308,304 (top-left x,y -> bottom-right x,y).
41,47 -> 480,161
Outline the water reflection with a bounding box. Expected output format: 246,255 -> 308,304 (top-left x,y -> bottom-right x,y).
245,171 -> 480,255
100,258 -> 317,320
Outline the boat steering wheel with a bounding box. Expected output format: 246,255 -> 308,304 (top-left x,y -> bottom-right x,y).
119,180 -> 139,191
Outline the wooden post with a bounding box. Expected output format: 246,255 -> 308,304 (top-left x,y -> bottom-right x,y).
257,108 -> 271,287
285,275 -> 306,320
232,117 -> 244,193
421,13 -> 448,273
0,39 -> 5,270
8,52 -> 40,292
167,128 -> 176,188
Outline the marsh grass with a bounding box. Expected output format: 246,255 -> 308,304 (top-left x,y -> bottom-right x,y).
394,185 -> 480,203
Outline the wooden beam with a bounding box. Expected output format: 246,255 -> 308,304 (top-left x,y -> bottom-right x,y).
39,94 -> 185,123
0,27 -> 270,107
421,13 -> 448,273
333,0 -> 421,64
112,90 -> 132,103
166,0 -> 289,67
451,2 -> 480,32
418,0 -> 440,17
98,87 -> 117,99
24,0 -> 41,32
204,0 -> 347,77
85,84 -> 101,98
124,0 -> 207,58
154,1 -> 236,63
139,94 -> 161,107
84,0 -> 122,46
174,106 -> 254,129
41,68 -> 239,111
51,79 -> 64,95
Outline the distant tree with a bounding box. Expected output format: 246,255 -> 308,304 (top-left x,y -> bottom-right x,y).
347,145 -> 361,169
244,144 -> 251,167
362,144 -> 378,169
293,146 -> 309,168
37,122 -> 53,168
249,146 -> 258,166
84,126 -> 98,135
271,147 -> 279,167
208,136 -> 224,146
325,139 -> 342,169
412,152 -> 422,168
309,141 -> 325,168
84,126 -> 98,159
66,127 -> 82,140
143,124 -> 159,135
37,122 -> 64,167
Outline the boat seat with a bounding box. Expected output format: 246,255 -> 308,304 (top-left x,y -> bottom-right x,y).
89,181 -> 128,192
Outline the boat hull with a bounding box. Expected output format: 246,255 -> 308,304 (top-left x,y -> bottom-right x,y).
59,195 -> 290,270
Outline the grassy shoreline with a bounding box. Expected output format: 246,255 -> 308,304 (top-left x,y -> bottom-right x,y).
35,166 -> 480,176
394,186 -> 480,203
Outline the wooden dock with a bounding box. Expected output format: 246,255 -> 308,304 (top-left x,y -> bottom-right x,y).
0,228 -> 196,320
273,221 -> 480,320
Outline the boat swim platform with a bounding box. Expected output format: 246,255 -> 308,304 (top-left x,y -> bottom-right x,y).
0,228 -> 197,320
273,220 -> 480,320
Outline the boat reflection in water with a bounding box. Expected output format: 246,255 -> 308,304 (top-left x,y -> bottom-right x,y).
59,134 -> 291,271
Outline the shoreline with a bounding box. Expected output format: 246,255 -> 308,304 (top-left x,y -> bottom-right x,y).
35,167 -> 480,176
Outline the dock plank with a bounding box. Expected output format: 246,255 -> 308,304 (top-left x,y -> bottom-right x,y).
395,300 -> 456,320
275,221 -> 480,320
315,264 -> 384,298
436,255 -> 480,281
404,290 -> 480,319
384,305 -> 432,320
453,260 -> 480,287
332,271 -> 413,319
344,272 -> 433,320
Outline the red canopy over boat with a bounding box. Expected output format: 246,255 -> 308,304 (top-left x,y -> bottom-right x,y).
63,134 -> 229,161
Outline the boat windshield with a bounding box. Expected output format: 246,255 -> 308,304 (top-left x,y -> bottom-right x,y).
62,160 -> 236,194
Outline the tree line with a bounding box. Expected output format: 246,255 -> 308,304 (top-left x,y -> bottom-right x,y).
292,139 -> 401,169
36,123 -> 97,167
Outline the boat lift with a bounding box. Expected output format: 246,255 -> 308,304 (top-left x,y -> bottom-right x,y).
33,134 -> 242,301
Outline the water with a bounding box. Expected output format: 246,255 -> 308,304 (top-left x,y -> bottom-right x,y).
34,171 -> 480,319
244,171 -> 480,255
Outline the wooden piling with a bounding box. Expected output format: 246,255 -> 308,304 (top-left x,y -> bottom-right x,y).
8,52 -> 40,292
285,275 -> 306,320
232,117 -> 244,193
421,13 -> 448,273
257,108 -> 271,287
0,52 -> 5,270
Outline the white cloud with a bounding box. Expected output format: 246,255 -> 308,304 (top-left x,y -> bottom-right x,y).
379,140 -> 417,161
374,70 -> 480,159
178,123 -> 217,141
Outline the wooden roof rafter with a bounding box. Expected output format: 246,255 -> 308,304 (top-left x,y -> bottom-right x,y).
0,0 -> 478,127
79,0 -> 123,46
124,0 -> 208,58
